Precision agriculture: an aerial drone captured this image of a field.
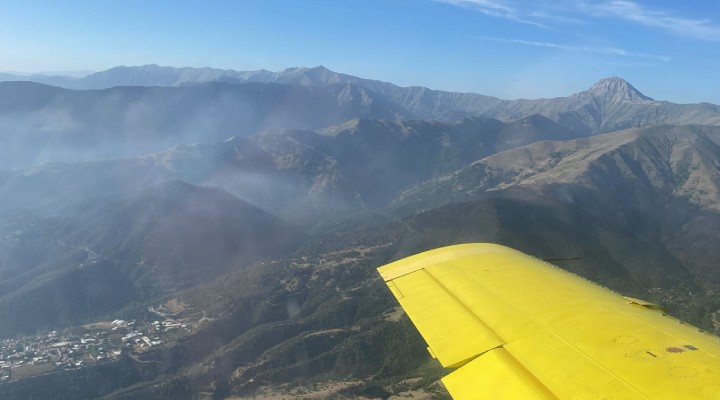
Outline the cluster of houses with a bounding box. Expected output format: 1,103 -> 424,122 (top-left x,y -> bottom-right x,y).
0,315 -> 192,382
118,319 -> 189,349
0,330 -> 122,381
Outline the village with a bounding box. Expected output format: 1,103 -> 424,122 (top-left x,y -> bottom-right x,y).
0,303 -> 194,382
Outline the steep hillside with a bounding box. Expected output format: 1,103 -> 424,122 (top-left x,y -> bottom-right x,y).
63,181 -> 303,290
391,125 -> 720,286
0,181 -> 303,337
393,125 -> 720,214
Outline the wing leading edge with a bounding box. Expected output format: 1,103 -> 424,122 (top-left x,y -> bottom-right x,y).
377,243 -> 720,399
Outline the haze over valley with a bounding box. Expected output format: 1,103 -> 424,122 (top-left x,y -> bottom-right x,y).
2,65 -> 720,399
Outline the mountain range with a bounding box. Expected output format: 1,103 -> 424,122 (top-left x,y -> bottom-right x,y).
2,66 -> 720,168
2,65 -> 720,398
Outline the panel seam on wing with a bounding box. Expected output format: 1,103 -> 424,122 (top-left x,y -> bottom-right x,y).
422,267 -> 507,368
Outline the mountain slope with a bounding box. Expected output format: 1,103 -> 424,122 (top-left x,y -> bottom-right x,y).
0,181 -> 303,337
390,124 -> 720,287
64,180 -> 303,290
0,116 -> 579,221
393,124 -> 720,213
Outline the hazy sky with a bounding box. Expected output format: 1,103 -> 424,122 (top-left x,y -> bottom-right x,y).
2,0 -> 720,103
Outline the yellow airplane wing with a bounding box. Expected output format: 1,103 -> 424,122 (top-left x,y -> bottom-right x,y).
377,243 -> 720,399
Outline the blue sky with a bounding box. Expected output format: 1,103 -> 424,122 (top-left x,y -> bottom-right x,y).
2,0 -> 720,103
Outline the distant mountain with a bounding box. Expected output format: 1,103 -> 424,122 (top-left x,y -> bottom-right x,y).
582,76 -> 653,102
5,117 -> 715,224
3,66 -> 720,169
0,80 -> 410,168
0,116 -> 582,221
0,71 -> 83,88
0,64 -> 379,90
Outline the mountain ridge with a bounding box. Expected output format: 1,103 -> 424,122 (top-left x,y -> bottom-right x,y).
390,124 -> 720,216
3,71 -> 720,169
0,64 -> 675,107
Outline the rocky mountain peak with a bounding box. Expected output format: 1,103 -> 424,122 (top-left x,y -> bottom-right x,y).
582,77 -> 653,102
